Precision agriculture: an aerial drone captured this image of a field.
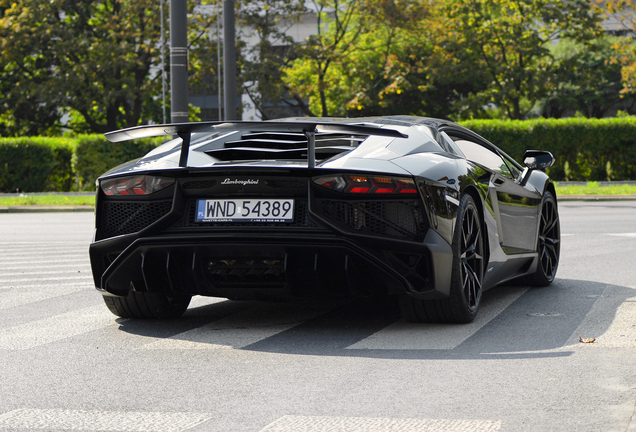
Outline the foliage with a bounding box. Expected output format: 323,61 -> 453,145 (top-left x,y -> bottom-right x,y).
541,36 -> 635,118
0,0 -> 167,134
444,0 -> 602,120
337,1 -> 481,118
187,2 -> 224,120
555,182 -> 636,196
462,117 -> 636,181
282,0 -> 472,118
605,0 -> 636,96
283,0 -> 370,116
0,0 -> 633,135
283,0 -> 607,120
0,137 -> 75,192
74,135 -> 163,190
0,134 -> 162,192
237,0 -> 308,120
0,0 -> 215,135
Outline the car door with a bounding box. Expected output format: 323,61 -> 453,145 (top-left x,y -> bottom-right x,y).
444,131 -> 541,253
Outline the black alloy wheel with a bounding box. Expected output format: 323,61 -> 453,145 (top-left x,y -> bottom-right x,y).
398,193 -> 484,323
458,196 -> 484,314
527,192 -> 560,286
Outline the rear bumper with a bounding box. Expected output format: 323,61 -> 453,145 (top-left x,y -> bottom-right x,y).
90,170 -> 455,301
90,229 -> 453,301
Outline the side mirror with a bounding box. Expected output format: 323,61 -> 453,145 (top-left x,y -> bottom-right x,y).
523,150 -> 555,171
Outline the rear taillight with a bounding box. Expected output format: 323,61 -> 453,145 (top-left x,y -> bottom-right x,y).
313,175 -> 418,194
101,175 -> 175,196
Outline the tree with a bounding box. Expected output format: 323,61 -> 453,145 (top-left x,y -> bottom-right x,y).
282,0 -> 490,119
542,36 -> 635,118
605,0 -> 636,97
339,0 -> 489,119
444,0 -> 603,119
0,0 -> 167,134
0,0 -> 218,135
283,0 -> 368,117
237,0 -> 307,120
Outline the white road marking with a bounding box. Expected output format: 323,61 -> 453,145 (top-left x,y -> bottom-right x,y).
571,289 -> 636,348
140,302 -> 330,350
347,286 -> 528,350
0,409 -> 212,432
0,263 -> 90,271
0,242 -> 90,245
0,268 -> 91,277
0,283 -> 92,310
260,416 -> 502,432
0,249 -> 87,256
0,259 -> 89,267
606,233 -> 636,237
1,256 -> 87,265
0,304 -> 115,350
0,275 -> 94,284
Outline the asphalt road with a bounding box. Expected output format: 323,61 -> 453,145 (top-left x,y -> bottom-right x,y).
0,202 -> 635,432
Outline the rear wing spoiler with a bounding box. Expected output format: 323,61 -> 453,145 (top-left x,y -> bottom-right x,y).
104,121 -> 408,168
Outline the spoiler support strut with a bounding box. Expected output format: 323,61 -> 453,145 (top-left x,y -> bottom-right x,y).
305,130 -> 315,169
177,131 -> 191,168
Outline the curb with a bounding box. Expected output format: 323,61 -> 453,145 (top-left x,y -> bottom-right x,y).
558,195 -> 636,202
0,206 -> 94,213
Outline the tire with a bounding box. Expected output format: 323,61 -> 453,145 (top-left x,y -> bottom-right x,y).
399,194 -> 485,323
525,191 -> 560,287
102,291 -> 191,319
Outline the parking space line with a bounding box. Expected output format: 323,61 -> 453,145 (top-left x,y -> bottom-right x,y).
0,304 -> 115,350
347,286 -> 528,351
260,415 -> 502,432
139,302 -> 333,350
0,283 -> 93,310
570,289 -> 636,348
0,409 -> 212,432
0,275 -> 94,284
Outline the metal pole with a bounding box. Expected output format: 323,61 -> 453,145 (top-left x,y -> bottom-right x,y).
170,0 -> 189,123
217,4 -> 222,122
223,0 -> 237,120
160,0 -> 166,124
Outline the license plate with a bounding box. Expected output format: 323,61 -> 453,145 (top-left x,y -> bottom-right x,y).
196,199 -> 294,222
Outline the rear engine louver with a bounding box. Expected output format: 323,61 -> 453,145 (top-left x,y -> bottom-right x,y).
205,132 -> 365,161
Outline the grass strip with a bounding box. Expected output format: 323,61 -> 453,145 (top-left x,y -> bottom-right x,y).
0,195 -> 95,206
555,182 -> 636,195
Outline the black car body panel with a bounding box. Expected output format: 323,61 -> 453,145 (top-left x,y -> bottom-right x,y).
90,116 -> 559,322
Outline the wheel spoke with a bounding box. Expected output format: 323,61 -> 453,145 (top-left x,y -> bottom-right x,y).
462,261 -> 482,308
460,206 -> 483,311
537,198 -> 560,280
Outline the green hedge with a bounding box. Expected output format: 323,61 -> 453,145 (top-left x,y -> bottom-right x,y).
2,118 -> 636,192
74,135 -> 164,191
0,137 -> 75,192
0,134 -> 163,192
460,118 -> 636,181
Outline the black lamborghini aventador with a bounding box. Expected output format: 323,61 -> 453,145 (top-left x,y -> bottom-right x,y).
89,116 -> 560,323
